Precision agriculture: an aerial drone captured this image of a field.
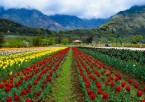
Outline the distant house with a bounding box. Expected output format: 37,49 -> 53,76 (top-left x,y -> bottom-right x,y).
73,40 -> 82,45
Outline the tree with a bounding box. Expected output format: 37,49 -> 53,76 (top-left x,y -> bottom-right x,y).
32,37 -> 42,46
61,38 -> 69,45
43,37 -> 55,45
132,35 -> 143,44
50,31 -> 55,36
85,36 -> 93,44
0,34 -> 4,47
36,28 -> 42,35
56,31 -> 63,44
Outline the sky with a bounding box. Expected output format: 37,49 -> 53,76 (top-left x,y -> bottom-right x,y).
0,0 -> 145,19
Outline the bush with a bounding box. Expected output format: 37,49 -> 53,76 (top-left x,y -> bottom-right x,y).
42,37 -> 55,45
32,37 -> 42,46
61,38 -> 69,45
4,38 -> 24,47
132,35 -> 143,44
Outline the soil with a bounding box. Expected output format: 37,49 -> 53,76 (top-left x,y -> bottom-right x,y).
71,61 -> 85,102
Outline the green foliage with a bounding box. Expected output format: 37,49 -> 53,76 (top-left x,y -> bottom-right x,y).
32,37 -> 42,46
131,34 -> 143,44
61,38 -> 69,45
79,48 -> 145,81
85,36 -> 93,44
0,18 -> 51,36
51,49 -> 75,102
3,39 -> 23,47
42,37 -> 55,45
0,34 -> 4,47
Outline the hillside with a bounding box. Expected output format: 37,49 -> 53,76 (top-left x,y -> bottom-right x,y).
98,5 -> 145,36
49,15 -> 109,29
0,18 -> 51,35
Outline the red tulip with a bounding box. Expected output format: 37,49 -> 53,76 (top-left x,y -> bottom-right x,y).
105,82 -> 109,86
101,78 -> 105,81
134,83 -> 139,88
19,80 -> 23,84
144,86 -> 145,92
110,76 -> 114,80
115,77 -> 119,81
43,80 -> 47,84
137,90 -> 142,97
21,90 -> 27,95
5,87 -> 10,92
121,82 -> 126,87
142,100 -> 145,102
90,93 -> 95,100
14,95 -> 20,101
36,91 -> 41,96
97,89 -> 102,94
0,84 -> 4,88
3,79 -> 7,83
128,79 -> 133,84
34,80 -> 38,85
92,77 -> 96,81
26,99 -> 32,102
125,86 -> 130,92
102,93 -> 108,99
26,90 -> 30,93
89,74 -> 93,79
110,82 -> 115,87
28,84 -> 32,89
97,73 -> 101,77
5,97 -> 12,102
87,89 -> 93,95
47,77 -> 52,81
9,83 -> 13,88
15,82 -> 19,87
83,76 -> 88,82
85,82 -> 90,88
5,83 -> 9,87
96,83 -> 102,88
107,78 -> 111,82
116,86 -> 121,92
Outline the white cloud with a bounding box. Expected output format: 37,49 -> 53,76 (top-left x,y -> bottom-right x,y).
0,0 -> 145,19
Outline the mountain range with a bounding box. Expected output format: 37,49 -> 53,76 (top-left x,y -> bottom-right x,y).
98,5 -> 145,35
0,7 -> 109,30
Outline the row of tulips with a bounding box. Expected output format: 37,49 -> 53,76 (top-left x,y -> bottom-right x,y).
0,47 -> 59,55
0,47 -> 69,102
0,47 -> 66,79
78,47 -> 145,81
80,47 -> 145,65
72,47 -> 145,102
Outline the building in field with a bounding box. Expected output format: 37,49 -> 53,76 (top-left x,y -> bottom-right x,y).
73,40 -> 82,45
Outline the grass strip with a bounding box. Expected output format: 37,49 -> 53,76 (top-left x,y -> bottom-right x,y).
49,48 -> 76,102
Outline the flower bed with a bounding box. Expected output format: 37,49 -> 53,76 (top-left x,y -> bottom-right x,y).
72,47 -> 145,102
0,47 -> 69,102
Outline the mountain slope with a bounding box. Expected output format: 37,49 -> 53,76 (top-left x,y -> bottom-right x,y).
49,15 -> 109,29
49,15 -> 85,29
0,8 -> 63,30
98,5 -> 145,35
0,18 -> 51,35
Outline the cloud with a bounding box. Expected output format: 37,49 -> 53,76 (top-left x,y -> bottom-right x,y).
0,0 -> 145,19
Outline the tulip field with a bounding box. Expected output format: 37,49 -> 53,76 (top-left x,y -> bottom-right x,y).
0,47 -> 145,102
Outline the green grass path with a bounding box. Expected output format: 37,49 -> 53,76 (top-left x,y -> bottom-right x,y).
50,48 -> 76,102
